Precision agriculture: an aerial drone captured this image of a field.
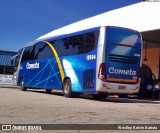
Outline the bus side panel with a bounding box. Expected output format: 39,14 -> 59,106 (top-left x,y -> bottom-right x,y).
62,49 -> 97,93
43,58 -> 62,89
17,61 -> 33,87
31,58 -> 62,89
18,58 -> 62,89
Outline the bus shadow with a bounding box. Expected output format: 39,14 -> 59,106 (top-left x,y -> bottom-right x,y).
28,89 -> 64,96
105,97 -> 160,104
80,95 -> 160,104
3,86 -> 159,104
27,89 -> 160,104
0,85 -> 19,89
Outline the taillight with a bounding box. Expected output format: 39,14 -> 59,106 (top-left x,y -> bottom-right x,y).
98,63 -> 107,81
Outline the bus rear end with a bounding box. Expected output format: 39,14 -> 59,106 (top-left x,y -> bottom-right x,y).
97,26 -> 142,94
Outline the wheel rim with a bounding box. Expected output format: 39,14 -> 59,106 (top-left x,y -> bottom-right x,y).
64,83 -> 70,94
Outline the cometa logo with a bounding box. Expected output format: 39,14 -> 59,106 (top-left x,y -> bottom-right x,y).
26,62 -> 39,69
109,67 -> 136,76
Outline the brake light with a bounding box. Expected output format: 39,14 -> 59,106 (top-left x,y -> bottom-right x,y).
98,63 -> 107,81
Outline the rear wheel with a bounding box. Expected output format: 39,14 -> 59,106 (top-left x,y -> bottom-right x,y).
20,78 -> 27,91
63,79 -> 75,98
46,89 -> 52,94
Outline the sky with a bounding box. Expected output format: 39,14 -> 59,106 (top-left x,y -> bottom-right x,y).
0,0 -> 141,51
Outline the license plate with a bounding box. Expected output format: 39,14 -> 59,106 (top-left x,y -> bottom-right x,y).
118,86 -> 126,90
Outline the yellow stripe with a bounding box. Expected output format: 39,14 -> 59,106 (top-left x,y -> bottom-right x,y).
43,41 -> 64,82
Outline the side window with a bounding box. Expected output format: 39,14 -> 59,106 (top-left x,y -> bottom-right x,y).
21,42 -> 54,63
49,30 -> 99,57
79,31 -> 99,54
68,35 -> 82,55
51,38 -> 79,57
51,40 -> 66,57
16,48 -> 23,66
21,46 -> 33,63
34,42 -> 54,59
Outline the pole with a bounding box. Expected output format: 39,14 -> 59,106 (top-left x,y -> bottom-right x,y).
158,50 -> 160,81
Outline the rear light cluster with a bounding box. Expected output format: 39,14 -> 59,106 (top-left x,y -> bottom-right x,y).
98,63 -> 107,81
98,63 -> 142,84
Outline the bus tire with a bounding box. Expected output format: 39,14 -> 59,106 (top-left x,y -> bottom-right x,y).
20,78 -> 27,91
92,94 -> 107,101
63,79 -> 74,98
46,89 -> 52,94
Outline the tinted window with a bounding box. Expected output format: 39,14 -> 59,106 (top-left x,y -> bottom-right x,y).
49,31 -> 99,57
15,48 -> 23,66
21,42 -> 54,62
21,31 -> 99,62
80,32 -> 96,53
21,46 -> 33,63
33,42 -> 54,60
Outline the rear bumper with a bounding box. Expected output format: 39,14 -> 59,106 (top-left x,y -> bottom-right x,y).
96,79 -> 140,94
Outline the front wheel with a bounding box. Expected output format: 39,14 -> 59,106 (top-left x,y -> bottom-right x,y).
20,78 -> 27,91
63,79 -> 75,98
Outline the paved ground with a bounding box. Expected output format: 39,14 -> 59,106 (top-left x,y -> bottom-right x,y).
0,85 -> 160,133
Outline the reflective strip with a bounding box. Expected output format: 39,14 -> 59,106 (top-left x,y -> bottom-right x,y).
43,41 -> 65,82
107,78 -> 137,83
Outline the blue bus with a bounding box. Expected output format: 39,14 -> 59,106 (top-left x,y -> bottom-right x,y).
15,26 -> 142,100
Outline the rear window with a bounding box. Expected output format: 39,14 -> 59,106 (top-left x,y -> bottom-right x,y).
106,27 -> 141,57
106,27 -> 140,48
